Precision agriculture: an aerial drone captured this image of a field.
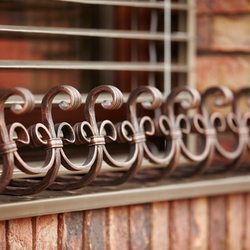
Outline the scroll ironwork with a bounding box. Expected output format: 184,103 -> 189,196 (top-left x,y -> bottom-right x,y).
0,85 -> 249,195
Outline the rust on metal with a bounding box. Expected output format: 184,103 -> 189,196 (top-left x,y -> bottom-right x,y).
0,85 -> 248,195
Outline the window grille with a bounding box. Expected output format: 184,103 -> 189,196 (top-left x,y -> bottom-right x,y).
0,0 -> 200,196
0,0 -> 195,95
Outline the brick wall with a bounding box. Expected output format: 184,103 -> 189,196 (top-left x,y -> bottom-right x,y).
196,0 -> 250,93
0,193 -> 249,250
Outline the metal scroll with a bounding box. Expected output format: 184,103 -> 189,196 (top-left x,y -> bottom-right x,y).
0,85 -> 249,195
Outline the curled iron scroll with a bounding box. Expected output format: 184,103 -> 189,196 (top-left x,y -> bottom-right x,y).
162,86 -> 214,177
0,84 -> 249,195
138,86 -> 204,180
4,86 -> 82,195
50,85 -> 124,190
93,86 -> 163,185
0,87 -> 35,193
201,86 -> 245,173
235,88 -> 250,157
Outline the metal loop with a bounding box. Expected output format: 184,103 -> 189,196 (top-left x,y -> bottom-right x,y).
0,141 -> 17,155
131,133 -> 146,144
89,136 -> 106,146
204,128 -> 216,138
45,138 -> 64,149
238,127 -> 249,136
170,130 -> 182,140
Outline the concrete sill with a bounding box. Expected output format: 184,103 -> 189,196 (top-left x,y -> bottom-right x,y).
1,173 -> 250,220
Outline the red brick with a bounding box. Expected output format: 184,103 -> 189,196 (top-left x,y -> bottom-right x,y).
211,16 -> 250,52
189,198 -> 208,250
211,0 -> 250,14
0,221 -> 6,250
197,16 -> 211,51
244,193 -> 250,249
151,202 -> 169,250
169,200 -> 189,250
33,215 -> 58,250
209,196 -> 226,250
196,0 -> 211,15
108,206 -> 129,250
58,212 -> 83,250
0,71 -> 31,91
0,40 -> 31,60
7,218 -> 32,250
226,194 -> 244,250
83,209 -> 107,250
129,204 -> 151,250
196,56 -> 250,93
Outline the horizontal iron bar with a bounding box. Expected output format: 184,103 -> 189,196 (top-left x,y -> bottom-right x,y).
0,60 -> 189,72
56,0 -> 191,10
0,174 -> 250,220
0,25 -> 190,42
5,91 -> 188,109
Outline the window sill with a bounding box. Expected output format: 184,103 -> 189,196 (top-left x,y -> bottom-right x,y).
1,172 -> 250,221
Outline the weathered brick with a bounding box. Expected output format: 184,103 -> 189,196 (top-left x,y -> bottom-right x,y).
196,56 -> 250,93
189,198 -> 208,250
108,206 -> 129,250
83,209 -> 107,250
151,202 -> 169,250
169,200 -> 189,250
34,214 -> 58,250
0,40 -> 32,91
0,40 -> 31,60
209,196 -> 226,250
196,0 -> 211,15
244,193 -> 250,249
58,212 -> 83,250
7,218 -> 32,250
211,16 -> 250,52
196,1 -> 250,16
211,0 -> 250,14
197,16 -> 211,51
0,71 -> 33,93
0,221 -> 6,250
226,194 -> 244,250
129,204 -> 151,250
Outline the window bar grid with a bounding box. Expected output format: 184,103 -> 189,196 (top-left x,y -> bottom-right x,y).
0,0 -> 193,95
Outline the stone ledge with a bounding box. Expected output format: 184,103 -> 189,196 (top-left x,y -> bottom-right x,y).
1,173 -> 250,221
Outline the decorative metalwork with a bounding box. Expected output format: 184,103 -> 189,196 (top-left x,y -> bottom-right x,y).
0,85 -> 249,195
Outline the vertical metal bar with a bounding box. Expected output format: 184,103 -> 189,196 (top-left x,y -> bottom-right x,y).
164,0 -> 171,98
148,0 -> 157,88
131,7 -> 138,89
177,0 -> 187,88
186,0 -> 197,152
187,0 -> 196,88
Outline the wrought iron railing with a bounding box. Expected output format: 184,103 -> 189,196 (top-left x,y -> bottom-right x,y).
0,85 -> 249,195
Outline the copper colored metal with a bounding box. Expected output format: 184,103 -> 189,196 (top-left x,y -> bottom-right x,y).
3,86 -> 82,195
94,85 -> 163,185
50,85 -> 124,190
0,85 -> 249,195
